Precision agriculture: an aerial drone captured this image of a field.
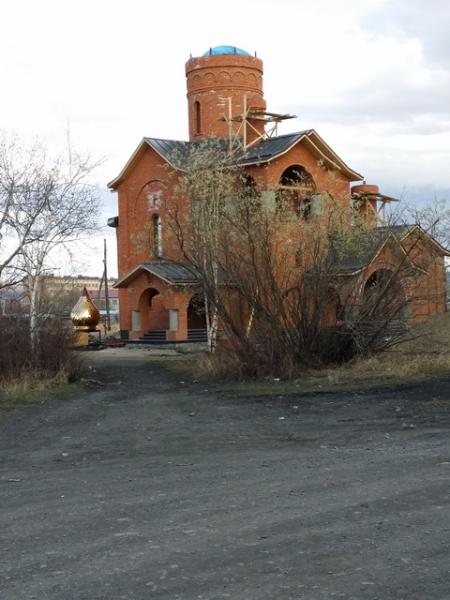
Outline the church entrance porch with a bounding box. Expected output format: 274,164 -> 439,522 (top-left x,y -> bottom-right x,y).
135,287 -> 169,343
132,289 -> 208,344
128,282 -> 190,343
115,262 -> 208,344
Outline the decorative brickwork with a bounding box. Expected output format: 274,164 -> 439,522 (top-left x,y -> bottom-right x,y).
186,53 -> 266,143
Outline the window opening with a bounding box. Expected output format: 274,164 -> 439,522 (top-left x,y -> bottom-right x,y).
278,165 -> 315,220
195,100 -> 201,134
153,214 -> 163,257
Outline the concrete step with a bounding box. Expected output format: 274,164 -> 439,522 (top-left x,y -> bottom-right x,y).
140,330 -> 167,342
188,328 -> 208,342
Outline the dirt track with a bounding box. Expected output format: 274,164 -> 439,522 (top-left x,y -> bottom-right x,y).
1,348 -> 450,600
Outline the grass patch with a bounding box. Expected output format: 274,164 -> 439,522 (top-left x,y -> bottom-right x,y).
162,313 -> 450,397
0,370 -> 82,411
0,318 -> 84,412
306,311 -> 450,390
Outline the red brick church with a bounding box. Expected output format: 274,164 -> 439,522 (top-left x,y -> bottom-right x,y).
108,45 -> 448,342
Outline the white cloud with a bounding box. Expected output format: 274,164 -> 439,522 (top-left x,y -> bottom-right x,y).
0,0 -> 449,276
363,0 -> 450,68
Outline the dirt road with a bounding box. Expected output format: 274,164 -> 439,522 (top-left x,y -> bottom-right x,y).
1,349 -> 450,599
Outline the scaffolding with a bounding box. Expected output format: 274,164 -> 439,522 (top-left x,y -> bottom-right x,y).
351,189 -> 399,225
220,94 -> 296,153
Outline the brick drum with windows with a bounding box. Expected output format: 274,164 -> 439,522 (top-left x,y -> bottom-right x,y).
108,45 -> 448,343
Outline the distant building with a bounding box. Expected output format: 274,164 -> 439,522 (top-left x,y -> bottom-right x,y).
40,274 -> 116,294
1,275 -> 117,316
87,288 -> 119,312
0,286 -> 26,315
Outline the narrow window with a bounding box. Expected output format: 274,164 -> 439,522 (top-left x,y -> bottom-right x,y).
195,100 -> 201,134
153,214 -> 162,257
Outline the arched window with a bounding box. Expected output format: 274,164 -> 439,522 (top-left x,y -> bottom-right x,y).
153,214 -> 162,258
195,100 -> 201,134
277,165 -> 316,220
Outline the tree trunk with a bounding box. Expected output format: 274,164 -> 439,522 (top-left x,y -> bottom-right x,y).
204,291 -> 219,353
29,274 -> 40,355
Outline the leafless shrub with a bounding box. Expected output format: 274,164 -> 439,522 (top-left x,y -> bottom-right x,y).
168,141 -> 435,377
0,316 -> 79,384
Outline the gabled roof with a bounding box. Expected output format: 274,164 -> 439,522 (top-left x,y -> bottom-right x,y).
107,129 -> 364,189
115,261 -> 199,288
328,227 -> 412,275
328,224 -> 450,275
396,224 -> 450,257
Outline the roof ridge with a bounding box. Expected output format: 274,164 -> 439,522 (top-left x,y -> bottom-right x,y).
144,132 -> 311,146
145,136 -> 189,144
259,130 -> 311,140
109,128 -> 362,189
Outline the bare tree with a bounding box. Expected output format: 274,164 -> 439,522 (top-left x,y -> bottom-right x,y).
0,134 -> 53,289
407,198 -> 450,248
168,141 -> 439,376
0,132 -> 100,350
169,139 -> 237,351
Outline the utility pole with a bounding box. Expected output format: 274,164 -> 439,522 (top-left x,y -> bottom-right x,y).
103,238 -> 111,332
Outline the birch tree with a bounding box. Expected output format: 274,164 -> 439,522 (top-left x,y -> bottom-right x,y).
170,139 -> 237,351
0,132 -> 100,350
0,134 -> 53,289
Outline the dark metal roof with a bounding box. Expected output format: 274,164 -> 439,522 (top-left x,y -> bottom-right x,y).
109,129 -> 363,189
141,261 -> 199,284
237,132 -> 311,165
328,226 -> 414,274
373,225 -> 413,239
115,261 -> 233,288
144,138 -> 191,170
144,132 -> 312,170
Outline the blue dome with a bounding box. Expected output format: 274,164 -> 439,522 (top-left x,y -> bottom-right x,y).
202,45 -> 250,57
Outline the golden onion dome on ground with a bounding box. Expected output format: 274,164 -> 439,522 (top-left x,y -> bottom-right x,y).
71,287 -> 100,331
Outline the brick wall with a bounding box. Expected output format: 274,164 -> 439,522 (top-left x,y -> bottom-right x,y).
185,54 -> 265,143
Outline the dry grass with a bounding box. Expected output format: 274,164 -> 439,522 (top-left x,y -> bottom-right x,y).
311,353 -> 450,390
309,312 -> 450,387
297,313 -> 450,392
0,317 -> 82,410
0,369 -> 79,410
175,312 -> 450,397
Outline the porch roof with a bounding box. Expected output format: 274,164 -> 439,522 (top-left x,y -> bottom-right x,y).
114,261 -> 200,288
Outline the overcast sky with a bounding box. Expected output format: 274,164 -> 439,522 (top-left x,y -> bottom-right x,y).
1,0 -> 449,276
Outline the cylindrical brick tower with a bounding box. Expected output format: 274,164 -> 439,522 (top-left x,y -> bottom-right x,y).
185,45 -> 266,144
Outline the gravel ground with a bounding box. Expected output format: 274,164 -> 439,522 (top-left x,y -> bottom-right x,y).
1,348 -> 450,600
